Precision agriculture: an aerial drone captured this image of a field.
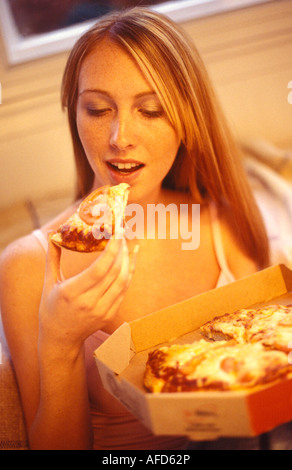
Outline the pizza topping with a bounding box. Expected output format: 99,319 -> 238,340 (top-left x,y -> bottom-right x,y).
144,304 -> 292,393
200,304 -> 292,352
220,356 -> 238,373
145,340 -> 292,393
80,194 -> 110,226
50,183 -> 129,252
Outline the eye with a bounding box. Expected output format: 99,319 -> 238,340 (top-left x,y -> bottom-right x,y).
86,107 -> 111,117
139,108 -> 164,119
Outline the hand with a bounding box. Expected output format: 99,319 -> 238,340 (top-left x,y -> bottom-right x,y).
38,234 -> 137,354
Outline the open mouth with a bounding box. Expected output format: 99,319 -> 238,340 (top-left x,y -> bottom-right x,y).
107,161 -> 145,174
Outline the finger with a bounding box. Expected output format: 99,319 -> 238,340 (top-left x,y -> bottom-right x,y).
65,235 -> 124,296
95,264 -> 130,329
92,237 -> 129,298
45,232 -> 62,288
113,216 -> 125,240
97,241 -> 136,323
99,289 -> 126,329
93,240 -> 136,300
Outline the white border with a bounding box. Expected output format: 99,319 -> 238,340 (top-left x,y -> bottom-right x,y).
0,0 -> 272,65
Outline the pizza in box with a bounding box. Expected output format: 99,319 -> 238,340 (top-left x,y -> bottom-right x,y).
144,304 -> 292,392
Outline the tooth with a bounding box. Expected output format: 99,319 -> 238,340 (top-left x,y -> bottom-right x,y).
110,162 -> 141,170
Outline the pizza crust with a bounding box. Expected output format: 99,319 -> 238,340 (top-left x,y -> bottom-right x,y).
144,340 -> 227,393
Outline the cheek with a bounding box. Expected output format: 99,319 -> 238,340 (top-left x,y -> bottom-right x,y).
76,114 -> 107,156
156,129 -> 180,170
76,115 -> 91,152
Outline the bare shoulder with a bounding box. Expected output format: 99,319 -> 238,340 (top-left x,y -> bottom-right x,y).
217,204 -> 259,279
0,198 -> 79,303
0,233 -> 46,291
0,233 -> 46,350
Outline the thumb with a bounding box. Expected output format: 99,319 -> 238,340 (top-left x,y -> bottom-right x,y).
45,231 -> 62,287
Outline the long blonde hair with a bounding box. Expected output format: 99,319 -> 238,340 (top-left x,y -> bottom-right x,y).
62,7 -> 270,267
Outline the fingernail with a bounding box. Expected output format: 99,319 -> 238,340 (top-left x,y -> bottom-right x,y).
130,244 -> 140,264
133,244 -> 140,255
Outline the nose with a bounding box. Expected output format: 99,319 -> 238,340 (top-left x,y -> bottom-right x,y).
109,112 -> 135,151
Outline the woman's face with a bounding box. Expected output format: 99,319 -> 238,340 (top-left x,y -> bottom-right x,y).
76,39 -> 180,204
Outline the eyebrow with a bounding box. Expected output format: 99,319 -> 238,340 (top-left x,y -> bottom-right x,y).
78,89 -> 158,100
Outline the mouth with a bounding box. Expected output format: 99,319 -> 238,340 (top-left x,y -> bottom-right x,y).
106,161 -> 145,175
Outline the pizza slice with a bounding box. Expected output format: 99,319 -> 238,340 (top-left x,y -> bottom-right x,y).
144,341 -> 292,393
144,339 -> 227,393
50,183 -> 130,252
199,308 -> 256,343
200,304 -> 292,352
247,305 -> 292,352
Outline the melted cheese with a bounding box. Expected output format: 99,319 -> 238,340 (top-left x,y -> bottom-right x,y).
51,183 -> 130,252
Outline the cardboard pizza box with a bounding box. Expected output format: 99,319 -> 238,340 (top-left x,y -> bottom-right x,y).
94,264 -> 292,441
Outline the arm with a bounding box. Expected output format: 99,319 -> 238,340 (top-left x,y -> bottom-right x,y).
0,234 -> 134,450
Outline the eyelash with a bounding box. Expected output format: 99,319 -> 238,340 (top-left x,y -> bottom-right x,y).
139,109 -> 164,119
86,108 -> 110,117
85,107 -> 164,119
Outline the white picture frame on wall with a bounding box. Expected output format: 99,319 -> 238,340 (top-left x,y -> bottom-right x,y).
0,0 -> 272,65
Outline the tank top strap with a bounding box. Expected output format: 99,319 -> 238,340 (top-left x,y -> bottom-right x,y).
208,203 -> 235,285
32,229 -> 48,252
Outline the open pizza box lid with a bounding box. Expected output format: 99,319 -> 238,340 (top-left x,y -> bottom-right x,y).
94,264 -> 292,441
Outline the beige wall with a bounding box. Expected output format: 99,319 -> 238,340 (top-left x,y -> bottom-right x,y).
0,0 -> 291,210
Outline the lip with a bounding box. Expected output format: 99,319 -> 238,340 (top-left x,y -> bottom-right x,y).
107,158 -> 145,166
106,159 -> 145,185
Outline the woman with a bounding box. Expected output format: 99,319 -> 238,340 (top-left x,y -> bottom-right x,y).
0,8 -> 269,450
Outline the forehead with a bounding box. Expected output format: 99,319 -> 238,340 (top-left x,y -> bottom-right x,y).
78,39 -> 154,94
